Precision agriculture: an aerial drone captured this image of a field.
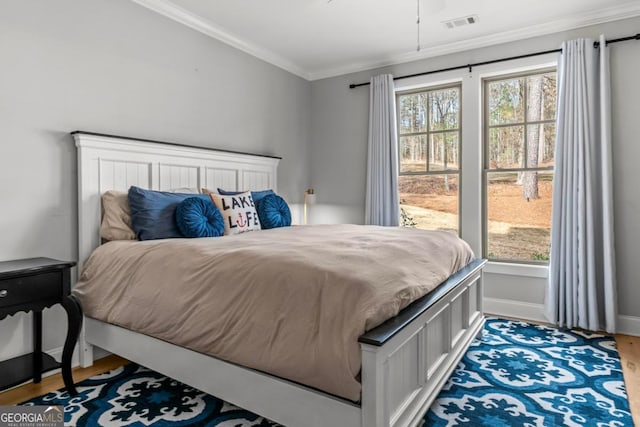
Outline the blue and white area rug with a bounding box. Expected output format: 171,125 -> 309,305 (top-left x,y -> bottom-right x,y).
24,363 -> 281,426
425,318 -> 632,426
23,318 -> 632,426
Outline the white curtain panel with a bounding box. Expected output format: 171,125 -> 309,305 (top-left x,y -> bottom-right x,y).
545,35 -> 617,333
365,74 -> 400,226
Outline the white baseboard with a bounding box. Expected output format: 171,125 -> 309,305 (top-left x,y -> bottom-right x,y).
484,297 -> 548,323
49,344 -> 112,367
483,297 -> 640,336
617,315 -> 640,337
47,345 -> 79,367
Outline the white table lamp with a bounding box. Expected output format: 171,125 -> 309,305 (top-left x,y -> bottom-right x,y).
304,188 -> 316,225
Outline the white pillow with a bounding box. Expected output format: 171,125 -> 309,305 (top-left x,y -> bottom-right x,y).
209,191 -> 261,235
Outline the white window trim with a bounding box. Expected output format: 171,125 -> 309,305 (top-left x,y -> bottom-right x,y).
484,261 -> 549,278
395,54 -> 558,269
396,83 -> 463,234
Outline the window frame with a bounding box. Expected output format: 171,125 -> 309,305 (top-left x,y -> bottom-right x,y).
396,82 -> 463,236
482,68 -> 557,264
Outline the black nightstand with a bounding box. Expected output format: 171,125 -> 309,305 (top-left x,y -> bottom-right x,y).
0,258 -> 82,395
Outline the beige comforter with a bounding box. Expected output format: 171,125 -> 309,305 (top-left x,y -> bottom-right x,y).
74,224 -> 474,401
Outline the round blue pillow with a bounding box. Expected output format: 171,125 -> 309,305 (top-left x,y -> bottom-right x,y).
175,197 -> 225,238
256,194 -> 291,229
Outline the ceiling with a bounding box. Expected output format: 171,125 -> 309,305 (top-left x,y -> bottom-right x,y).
131,0 -> 640,80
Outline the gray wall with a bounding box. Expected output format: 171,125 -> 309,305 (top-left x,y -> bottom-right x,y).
310,16 -> 640,319
0,0 -> 311,360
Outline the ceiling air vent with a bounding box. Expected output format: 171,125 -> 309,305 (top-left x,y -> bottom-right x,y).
443,14 -> 478,29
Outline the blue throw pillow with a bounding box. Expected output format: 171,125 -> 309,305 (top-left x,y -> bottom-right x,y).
217,188 -> 274,203
175,197 -> 225,238
128,186 -> 210,240
256,194 -> 291,229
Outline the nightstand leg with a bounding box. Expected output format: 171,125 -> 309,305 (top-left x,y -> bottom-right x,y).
61,295 -> 82,396
33,310 -> 43,383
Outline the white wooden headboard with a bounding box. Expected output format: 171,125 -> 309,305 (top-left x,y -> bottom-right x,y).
74,131 -> 280,267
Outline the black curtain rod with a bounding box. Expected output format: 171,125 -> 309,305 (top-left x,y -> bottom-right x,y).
349,33 -> 640,89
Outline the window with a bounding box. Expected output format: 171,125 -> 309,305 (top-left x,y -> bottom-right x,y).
397,84 -> 461,234
483,71 -> 557,262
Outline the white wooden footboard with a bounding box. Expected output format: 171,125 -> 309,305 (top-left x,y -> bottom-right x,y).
360,259 -> 485,427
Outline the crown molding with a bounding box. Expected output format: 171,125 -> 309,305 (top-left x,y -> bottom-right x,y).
131,0 -> 640,82
309,2 -> 640,80
130,0 -> 310,80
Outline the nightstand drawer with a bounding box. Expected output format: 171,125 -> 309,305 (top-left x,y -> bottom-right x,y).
0,272 -> 61,308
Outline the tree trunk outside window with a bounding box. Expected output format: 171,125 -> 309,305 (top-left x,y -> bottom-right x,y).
523,75 -> 543,200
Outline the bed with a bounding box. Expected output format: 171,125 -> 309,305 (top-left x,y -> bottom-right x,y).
73,131 -> 486,427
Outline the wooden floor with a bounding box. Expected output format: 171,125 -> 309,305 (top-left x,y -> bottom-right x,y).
1,336 -> 639,425
618,334 -> 640,426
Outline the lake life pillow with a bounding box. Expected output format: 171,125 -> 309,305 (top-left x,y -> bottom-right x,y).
206,188 -> 275,204
210,191 -> 261,235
